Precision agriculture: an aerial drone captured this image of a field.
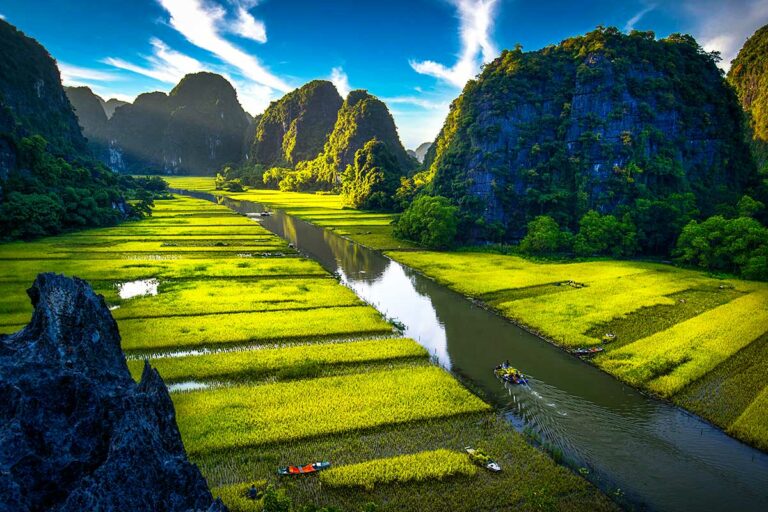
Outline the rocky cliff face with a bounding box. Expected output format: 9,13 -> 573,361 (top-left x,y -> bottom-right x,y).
302,90 -> 416,186
409,142 -> 431,164
0,273 -> 226,512
249,80 -> 342,168
102,98 -> 127,119
107,72 -> 249,175
0,20 -> 86,154
64,86 -> 109,156
729,23 -> 768,177
424,28 -> 754,237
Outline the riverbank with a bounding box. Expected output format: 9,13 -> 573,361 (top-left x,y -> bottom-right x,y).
0,195 -> 615,511
162,177 -> 768,454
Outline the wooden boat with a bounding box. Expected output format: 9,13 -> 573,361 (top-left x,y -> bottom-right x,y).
493,365 -> 529,385
277,461 -> 331,476
465,447 -> 501,472
571,346 -> 605,356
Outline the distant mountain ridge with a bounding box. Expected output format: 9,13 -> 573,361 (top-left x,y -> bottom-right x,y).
74,72 -> 250,175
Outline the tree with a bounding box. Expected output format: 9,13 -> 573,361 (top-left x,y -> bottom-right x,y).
574,210 -> 637,257
519,216 -> 571,255
394,195 -> 458,249
0,192 -> 64,239
341,139 -> 402,210
675,215 -> 768,278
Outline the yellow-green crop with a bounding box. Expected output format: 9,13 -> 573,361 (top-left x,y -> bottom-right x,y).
173,366 -> 491,454
319,449 -> 477,490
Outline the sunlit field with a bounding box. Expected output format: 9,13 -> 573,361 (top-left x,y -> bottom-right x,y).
0,195 -> 614,511
159,177 -> 768,453
164,176 -> 414,250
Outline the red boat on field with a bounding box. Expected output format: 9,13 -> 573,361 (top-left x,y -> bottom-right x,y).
277,461 -> 331,476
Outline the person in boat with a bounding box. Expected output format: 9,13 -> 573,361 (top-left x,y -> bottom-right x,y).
246,484 -> 259,500
502,360 -> 510,369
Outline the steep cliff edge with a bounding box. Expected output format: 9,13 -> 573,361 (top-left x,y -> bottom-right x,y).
0,273 -> 226,512
249,80 -> 342,168
423,28 -> 754,240
301,89 -> 415,187
728,23 -> 768,180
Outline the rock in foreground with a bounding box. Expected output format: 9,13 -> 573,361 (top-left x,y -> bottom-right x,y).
0,273 -> 226,512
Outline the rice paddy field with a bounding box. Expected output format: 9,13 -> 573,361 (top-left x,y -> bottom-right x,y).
0,195 -> 615,511
162,176 -> 768,454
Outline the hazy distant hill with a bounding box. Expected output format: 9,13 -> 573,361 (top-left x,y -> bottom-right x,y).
106,72 -> 249,175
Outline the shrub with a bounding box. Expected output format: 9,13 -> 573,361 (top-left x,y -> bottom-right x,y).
340,139 -> 401,210
574,210 -> 637,257
519,216 -> 571,255
394,195 -> 458,249
675,215 -> 768,279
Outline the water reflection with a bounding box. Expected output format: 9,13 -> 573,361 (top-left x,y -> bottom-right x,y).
117,278 -> 159,299
178,190 -> 768,512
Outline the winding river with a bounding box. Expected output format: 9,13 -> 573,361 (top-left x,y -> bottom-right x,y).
179,190 -> 768,512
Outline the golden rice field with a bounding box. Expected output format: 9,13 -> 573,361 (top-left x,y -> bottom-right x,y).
161,177 -> 768,453
319,449 -> 478,490
0,194 -> 614,511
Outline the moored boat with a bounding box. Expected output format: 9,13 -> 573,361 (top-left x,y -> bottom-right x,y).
465,447 -> 501,472
277,461 -> 331,476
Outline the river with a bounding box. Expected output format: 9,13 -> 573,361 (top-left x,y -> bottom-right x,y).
179,190 -> 768,512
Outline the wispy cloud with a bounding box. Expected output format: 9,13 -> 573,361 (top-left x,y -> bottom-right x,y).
0,14 -> 5,20
382,96 -> 447,110
680,0 -> 768,70
157,0 -> 290,92
624,3 -> 656,32
330,66 -> 351,97
58,62 -> 120,83
410,0 -> 500,88
104,38 -> 204,84
230,5 -> 267,43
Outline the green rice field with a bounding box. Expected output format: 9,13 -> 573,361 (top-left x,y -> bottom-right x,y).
162,177 -> 768,453
0,195 -> 614,511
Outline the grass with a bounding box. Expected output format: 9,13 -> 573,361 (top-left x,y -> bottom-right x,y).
120,306 -> 394,352
200,413 -> 616,512
126,338 -> 428,383
319,449 -> 477,491
386,248 -> 768,451
597,289 -> 768,396
172,366 -> 492,454
728,387 -> 768,451
676,334 -> 768,427
109,277 -> 364,319
0,192 -> 619,510
164,177 -> 412,249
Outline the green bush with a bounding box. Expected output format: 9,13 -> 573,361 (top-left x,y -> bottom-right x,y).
519,216 -> 571,255
675,215 -> 768,279
574,210 -> 637,257
340,138 -> 401,210
394,195 -> 458,249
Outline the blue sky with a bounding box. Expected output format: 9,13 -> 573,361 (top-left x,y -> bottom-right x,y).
1,0 -> 767,147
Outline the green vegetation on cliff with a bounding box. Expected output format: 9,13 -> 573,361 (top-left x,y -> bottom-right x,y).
291,90 -> 415,192
249,80 -> 342,168
0,20 -> 165,241
414,27 -> 755,250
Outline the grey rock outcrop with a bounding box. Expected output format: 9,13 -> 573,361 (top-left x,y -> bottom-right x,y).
0,273 -> 226,512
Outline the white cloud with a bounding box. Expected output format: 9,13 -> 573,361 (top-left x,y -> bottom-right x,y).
230,6 -> 267,42
330,66 -> 351,97
157,0 -> 290,92
410,0 -> 500,88
624,3 -> 656,32
104,38 -> 204,84
58,62 -> 120,83
0,14 -> 5,20
681,0 -> 768,70
233,80 -> 279,114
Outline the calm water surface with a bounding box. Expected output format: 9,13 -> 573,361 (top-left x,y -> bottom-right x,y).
178,190 -> 768,512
